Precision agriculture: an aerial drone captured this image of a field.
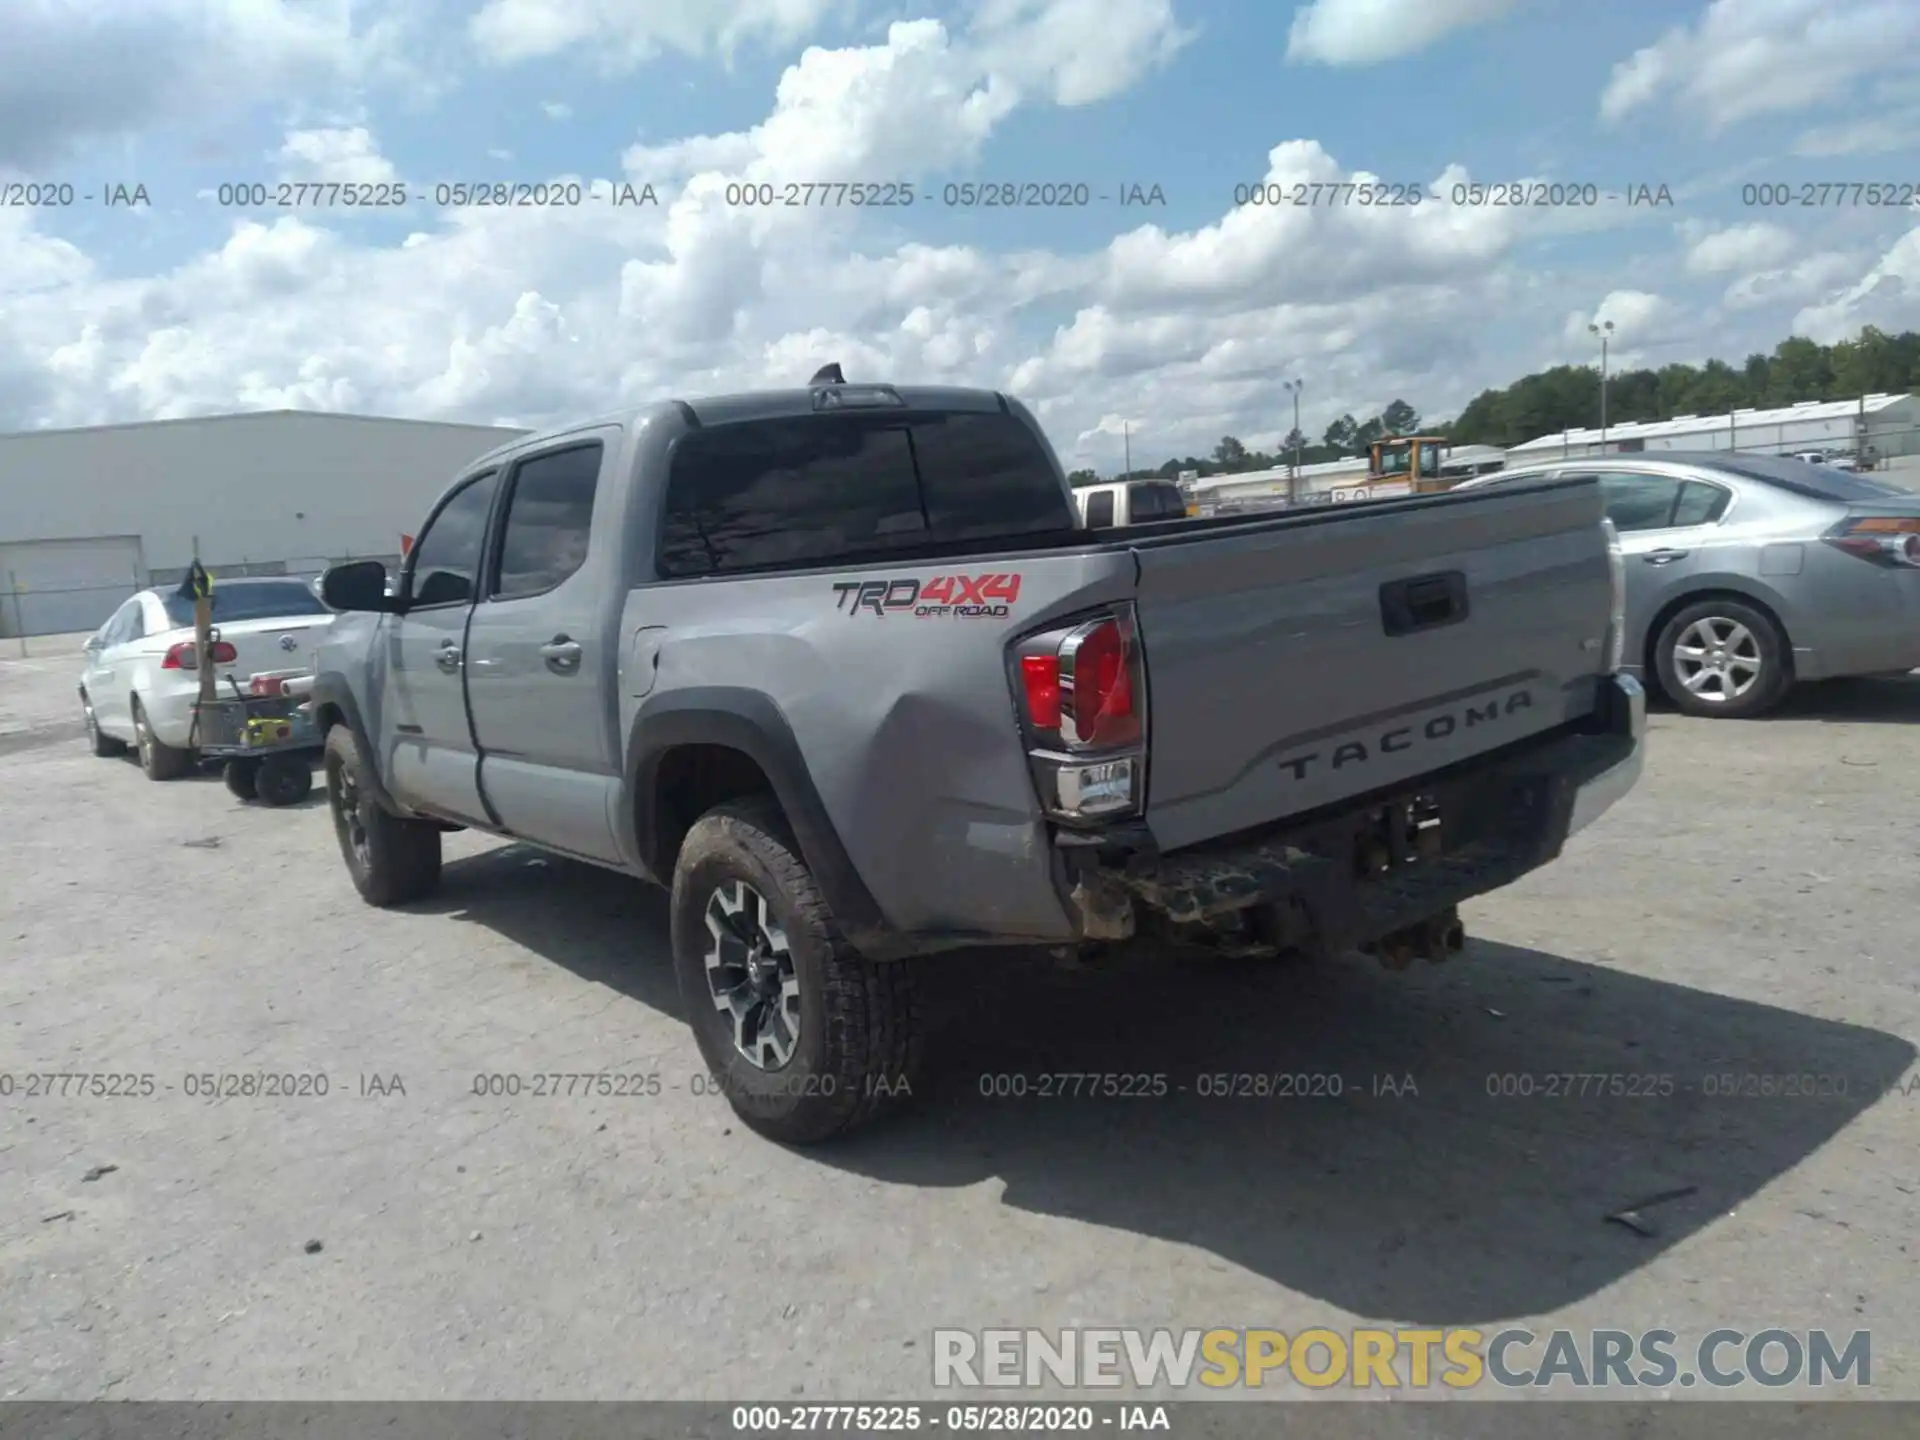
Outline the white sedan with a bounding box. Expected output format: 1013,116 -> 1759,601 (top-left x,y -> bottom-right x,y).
78,577 -> 335,780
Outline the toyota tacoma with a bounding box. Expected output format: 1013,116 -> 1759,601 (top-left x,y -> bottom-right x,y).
309,370 -> 1644,1143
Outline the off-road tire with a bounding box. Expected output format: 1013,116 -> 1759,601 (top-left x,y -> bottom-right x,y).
671,796 -> 924,1145
324,725 -> 442,905
132,697 -> 191,780
255,752 -> 315,807
82,692 -> 126,757
1654,598 -> 1791,719
223,758 -> 260,800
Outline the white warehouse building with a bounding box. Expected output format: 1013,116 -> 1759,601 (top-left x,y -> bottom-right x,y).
0,410 -> 527,636
1506,393 -> 1920,464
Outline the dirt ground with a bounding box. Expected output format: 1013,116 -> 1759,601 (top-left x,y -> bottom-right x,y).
1,645 -> 1916,1402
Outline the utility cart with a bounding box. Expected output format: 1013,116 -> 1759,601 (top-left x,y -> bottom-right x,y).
191,672 -> 321,807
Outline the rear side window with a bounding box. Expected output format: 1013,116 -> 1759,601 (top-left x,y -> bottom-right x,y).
1671,480 -> 1732,526
1128,482 -> 1183,520
1084,490 -> 1116,527
656,412 -> 1071,577
493,443 -> 602,599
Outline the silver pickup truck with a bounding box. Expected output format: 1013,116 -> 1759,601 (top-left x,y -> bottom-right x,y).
310,372 -> 1644,1143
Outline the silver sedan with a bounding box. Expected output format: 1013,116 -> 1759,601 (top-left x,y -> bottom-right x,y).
1453,453 -> 1920,717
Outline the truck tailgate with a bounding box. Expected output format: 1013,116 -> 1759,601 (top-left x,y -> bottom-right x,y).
1131,477 -> 1612,853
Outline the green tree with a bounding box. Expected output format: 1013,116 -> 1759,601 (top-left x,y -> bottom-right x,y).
1380,398 -> 1419,435
1322,414 -> 1359,454
1066,468 -> 1100,486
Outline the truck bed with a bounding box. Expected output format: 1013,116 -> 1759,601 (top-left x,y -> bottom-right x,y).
1123,474 -> 1611,852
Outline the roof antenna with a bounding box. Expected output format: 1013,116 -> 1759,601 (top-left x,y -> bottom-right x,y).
809,363 -> 845,386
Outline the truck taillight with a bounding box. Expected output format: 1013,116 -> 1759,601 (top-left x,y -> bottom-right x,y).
161,640 -> 238,670
1825,514 -> 1920,567
1011,606 -> 1147,824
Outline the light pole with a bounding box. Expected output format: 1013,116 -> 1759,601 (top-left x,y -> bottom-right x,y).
1283,378 -> 1304,505
1123,422 -> 1131,478
1588,320 -> 1614,452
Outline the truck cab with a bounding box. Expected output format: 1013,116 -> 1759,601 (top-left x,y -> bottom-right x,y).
1074,479 -> 1193,528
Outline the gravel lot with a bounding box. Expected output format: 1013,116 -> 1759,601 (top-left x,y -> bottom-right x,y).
2,644 -> 1917,1403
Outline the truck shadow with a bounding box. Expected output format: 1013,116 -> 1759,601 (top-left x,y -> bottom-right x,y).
427,845 -> 1914,1325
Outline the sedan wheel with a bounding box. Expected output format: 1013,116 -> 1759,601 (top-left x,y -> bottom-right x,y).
1654,598 -> 1791,719
1672,616 -> 1762,704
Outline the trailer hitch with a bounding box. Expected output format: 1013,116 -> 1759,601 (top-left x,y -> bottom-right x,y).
1363,906 -> 1466,971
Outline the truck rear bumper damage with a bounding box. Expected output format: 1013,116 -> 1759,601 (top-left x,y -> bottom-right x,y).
1068,673 -> 1645,958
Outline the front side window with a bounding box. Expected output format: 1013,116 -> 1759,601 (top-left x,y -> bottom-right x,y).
1596,473 -> 1685,532
408,470 -> 501,607
1084,490 -> 1116,527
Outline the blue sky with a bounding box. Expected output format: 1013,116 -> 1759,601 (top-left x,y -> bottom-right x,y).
3,0 -> 1918,469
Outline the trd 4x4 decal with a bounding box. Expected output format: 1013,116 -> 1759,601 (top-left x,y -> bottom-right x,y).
830,573 -> 1023,618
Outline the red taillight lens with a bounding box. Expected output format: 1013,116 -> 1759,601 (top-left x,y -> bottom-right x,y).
1825,515 -> 1920,566
1021,655 -> 1062,729
160,640 -> 238,669
1069,618 -> 1139,748
1011,606 -> 1148,824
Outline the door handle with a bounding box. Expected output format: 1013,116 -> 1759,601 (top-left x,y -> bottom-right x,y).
1642,549 -> 1690,565
539,636 -> 583,673
435,644 -> 462,672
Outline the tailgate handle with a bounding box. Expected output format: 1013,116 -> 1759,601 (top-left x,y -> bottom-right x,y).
1380,571 -> 1468,637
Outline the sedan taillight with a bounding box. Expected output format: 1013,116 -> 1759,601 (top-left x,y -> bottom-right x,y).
1824,515 -> 1920,568
161,640 -> 238,669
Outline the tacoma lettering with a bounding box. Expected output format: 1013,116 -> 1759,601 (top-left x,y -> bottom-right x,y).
1277,690 -> 1533,781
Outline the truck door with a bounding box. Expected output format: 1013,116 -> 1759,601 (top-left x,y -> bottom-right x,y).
386,469 -> 499,823
462,436 -> 624,865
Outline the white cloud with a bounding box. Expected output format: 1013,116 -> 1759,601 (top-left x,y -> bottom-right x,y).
971,0 -> 1194,105
1686,222 -> 1794,275
1723,250 -> 1863,310
0,0 -> 417,169
541,101 -> 573,120
1287,0 -> 1523,66
5,8 -> 1919,472
1561,291 -> 1685,365
1792,111 -> 1920,158
1792,225 -> 1920,342
275,127 -> 401,185
469,0 -> 840,68
1600,0 -> 1920,132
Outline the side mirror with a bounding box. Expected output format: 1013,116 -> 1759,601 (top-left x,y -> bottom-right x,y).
321,559 -> 398,613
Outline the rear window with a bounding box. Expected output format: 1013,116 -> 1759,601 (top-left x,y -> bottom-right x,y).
656,412 -> 1072,577
162,580 -> 332,628
1669,452 -> 1906,501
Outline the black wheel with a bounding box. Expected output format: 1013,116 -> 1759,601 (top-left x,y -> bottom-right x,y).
81,692 -> 126,757
131,697 -> 191,780
323,726 -> 441,905
1654,598 -> 1791,719
671,795 -> 924,1145
223,758 -> 261,800
254,752 -> 314,807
